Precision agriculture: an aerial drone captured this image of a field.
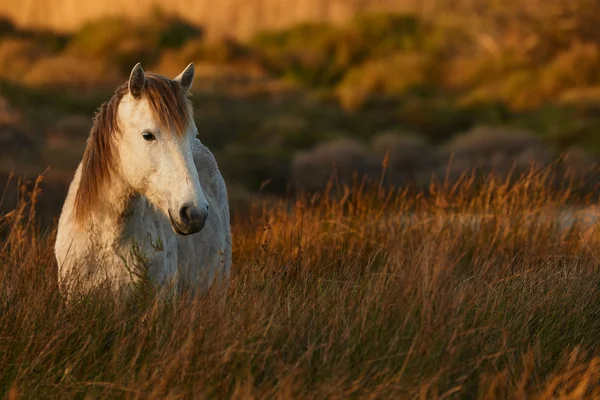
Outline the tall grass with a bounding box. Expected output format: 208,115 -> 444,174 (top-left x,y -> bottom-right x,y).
1,170 -> 600,398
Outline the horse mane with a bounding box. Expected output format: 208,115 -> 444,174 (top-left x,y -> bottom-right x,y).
73,73 -> 192,224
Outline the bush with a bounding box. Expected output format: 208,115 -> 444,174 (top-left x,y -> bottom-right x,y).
446,49 -> 528,90
66,17 -> 155,74
460,68 -> 545,111
66,13 -> 201,75
371,131 -> 437,187
176,37 -> 249,64
440,126 -> 554,180
336,52 -> 429,110
153,13 -> 202,49
540,41 -> 600,96
252,22 -> 347,87
445,126 -> 545,158
348,13 -> 422,58
291,138 -> 381,193
454,41 -> 600,111
252,13 -> 423,88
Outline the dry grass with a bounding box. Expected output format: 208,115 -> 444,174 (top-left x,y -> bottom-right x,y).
1,169 -> 600,398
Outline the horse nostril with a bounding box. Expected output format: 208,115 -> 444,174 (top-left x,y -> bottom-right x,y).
179,205 -> 195,225
176,203 -> 208,233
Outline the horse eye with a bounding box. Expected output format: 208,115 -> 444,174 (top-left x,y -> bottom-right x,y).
142,132 -> 155,141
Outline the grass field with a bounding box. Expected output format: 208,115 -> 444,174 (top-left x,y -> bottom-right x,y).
1,170 -> 600,399
3,2 -> 600,397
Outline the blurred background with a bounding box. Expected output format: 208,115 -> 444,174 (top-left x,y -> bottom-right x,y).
2,0 -> 600,225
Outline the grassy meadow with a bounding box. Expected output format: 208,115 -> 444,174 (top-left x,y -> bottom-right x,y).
2,172 -> 600,398
2,1 -> 600,398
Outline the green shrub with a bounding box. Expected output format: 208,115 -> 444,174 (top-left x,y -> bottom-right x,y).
177,37 -> 248,64
447,49 -> 527,88
453,41 -> 600,111
252,22 -> 346,86
336,52 -> 429,110
347,13 -> 422,58
251,13 -> 424,88
66,13 -> 201,75
541,41 -> 600,96
153,14 -> 202,49
66,17 -> 153,73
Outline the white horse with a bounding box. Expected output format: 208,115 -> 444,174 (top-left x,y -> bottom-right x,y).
55,62 -> 231,295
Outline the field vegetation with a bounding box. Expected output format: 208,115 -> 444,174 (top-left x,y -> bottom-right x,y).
1,170 -> 600,398
2,2 -> 600,397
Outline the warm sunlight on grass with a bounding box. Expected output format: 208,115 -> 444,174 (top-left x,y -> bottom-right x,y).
1,170 -> 600,398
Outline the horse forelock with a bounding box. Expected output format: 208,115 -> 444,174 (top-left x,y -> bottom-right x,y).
73,74 -> 193,224
144,73 -> 193,138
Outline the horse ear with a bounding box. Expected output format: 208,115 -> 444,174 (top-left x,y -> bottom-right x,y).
128,62 -> 146,98
174,63 -> 195,92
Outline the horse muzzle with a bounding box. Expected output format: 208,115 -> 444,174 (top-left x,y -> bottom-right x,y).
168,203 -> 209,235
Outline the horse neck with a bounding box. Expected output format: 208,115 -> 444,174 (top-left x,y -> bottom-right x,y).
76,167 -> 137,234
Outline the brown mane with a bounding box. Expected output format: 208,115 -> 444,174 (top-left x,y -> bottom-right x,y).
73,73 -> 192,224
